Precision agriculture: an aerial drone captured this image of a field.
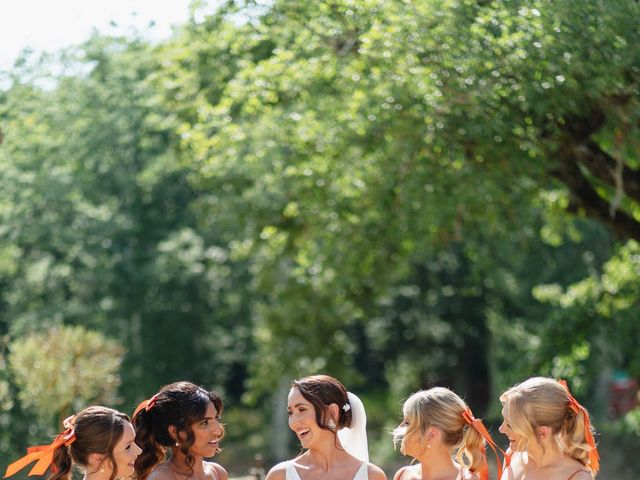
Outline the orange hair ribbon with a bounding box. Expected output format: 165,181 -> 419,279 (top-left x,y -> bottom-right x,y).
132,393 -> 159,421
4,423 -> 76,478
558,380 -> 600,473
462,407 -> 506,480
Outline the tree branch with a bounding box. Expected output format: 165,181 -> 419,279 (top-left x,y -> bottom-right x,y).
570,139 -> 640,204
553,151 -> 640,242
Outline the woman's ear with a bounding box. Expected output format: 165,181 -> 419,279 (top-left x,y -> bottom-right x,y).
87,453 -> 106,471
168,425 -> 179,442
327,403 -> 340,424
536,425 -> 552,441
427,426 -> 435,440
426,425 -> 440,442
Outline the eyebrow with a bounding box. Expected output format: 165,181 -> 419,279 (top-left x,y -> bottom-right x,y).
288,403 -> 308,409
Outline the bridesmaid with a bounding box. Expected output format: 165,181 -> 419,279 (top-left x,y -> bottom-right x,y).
499,377 -> 599,480
132,381 -> 227,480
5,406 -> 141,480
392,387 -> 502,480
265,374 -> 386,480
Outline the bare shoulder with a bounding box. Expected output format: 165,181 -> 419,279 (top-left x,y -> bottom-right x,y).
392,465 -> 409,480
205,461 -> 228,480
570,471 -> 592,480
366,462 -> 387,480
562,456 -> 593,480
265,461 -> 289,480
394,464 -> 420,480
147,463 -> 173,480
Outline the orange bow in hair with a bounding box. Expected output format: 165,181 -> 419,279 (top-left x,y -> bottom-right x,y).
4,425 -> 76,478
558,380 -> 600,473
132,393 -> 159,420
462,407 -> 507,480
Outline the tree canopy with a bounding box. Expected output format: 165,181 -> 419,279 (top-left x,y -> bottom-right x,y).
0,0 -> 638,475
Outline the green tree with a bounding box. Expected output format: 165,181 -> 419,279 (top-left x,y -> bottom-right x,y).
533,239 -> 640,381
0,33 -> 254,406
169,0 -> 638,399
1,1 -> 638,471
8,325 -> 123,425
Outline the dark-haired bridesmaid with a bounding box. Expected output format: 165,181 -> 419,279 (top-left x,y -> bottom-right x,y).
132,381 -> 227,480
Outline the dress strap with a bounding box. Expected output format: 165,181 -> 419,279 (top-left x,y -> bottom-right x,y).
353,462 -> 368,480
211,467 -> 219,480
566,470 -> 590,480
395,466 -> 408,480
285,461 -> 303,480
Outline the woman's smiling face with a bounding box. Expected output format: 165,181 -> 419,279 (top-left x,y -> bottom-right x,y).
395,416 -> 422,457
110,422 -> 141,478
499,404 -> 521,451
182,401 -> 224,458
287,387 -> 331,449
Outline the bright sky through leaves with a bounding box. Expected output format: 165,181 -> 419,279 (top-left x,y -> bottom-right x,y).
0,0 -> 193,69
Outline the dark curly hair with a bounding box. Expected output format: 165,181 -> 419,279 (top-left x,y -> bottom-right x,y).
132,381 -> 224,480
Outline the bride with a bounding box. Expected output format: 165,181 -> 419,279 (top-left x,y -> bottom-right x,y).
266,374 -> 387,480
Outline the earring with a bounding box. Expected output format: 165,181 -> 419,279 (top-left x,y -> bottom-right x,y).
328,419 -> 336,429
175,442 -> 180,447
100,468 -> 105,473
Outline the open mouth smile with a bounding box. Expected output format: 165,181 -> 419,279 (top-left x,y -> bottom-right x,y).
296,428 -> 310,439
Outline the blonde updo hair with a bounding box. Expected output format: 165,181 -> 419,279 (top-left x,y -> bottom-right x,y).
393,387 -> 487,474
500,377 -> 596,472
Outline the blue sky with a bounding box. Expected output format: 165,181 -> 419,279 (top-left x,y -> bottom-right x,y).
0,0 -> 199,69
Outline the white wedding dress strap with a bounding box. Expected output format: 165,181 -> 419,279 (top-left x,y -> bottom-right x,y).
285,462 -> 302,480
353,462 -> 368,480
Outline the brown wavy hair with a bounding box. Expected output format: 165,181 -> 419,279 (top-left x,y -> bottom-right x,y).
50,406 -> 130,480
292,374 -> 353,432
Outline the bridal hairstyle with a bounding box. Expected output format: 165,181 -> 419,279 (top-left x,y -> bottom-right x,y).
500,377 -> 600,475
292,374 -> 354,432
292,374 -> 370,462
132,381 -> 224,480
393,387 -> 501,479
4,406 -> 130,480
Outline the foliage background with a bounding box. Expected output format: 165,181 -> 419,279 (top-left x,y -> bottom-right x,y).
1,0 -> 639,478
